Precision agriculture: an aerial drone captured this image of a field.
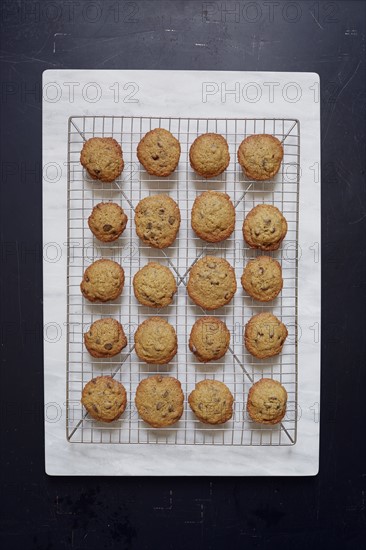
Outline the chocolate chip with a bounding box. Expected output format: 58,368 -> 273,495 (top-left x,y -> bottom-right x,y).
104,343 -> 113,350
152,153 -> 159,160
103,224 -> 112,232
159,208 -> 165,214
168,216 -> 175,225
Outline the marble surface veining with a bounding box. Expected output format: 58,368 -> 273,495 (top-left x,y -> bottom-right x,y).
43,70 -> 321,475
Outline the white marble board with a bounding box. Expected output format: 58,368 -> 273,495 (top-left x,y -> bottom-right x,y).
43,70 -> 321,476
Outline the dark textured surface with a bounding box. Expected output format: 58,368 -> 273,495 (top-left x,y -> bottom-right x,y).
0,1 -> 365,548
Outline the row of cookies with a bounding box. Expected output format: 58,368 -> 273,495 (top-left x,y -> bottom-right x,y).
80,255 -> 284,310
80,130 -> 284,181
84,314 -> 288,363
81,374 -> 288,427
87,194 -> 287,249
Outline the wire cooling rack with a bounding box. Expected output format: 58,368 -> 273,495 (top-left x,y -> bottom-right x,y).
66,116 -> 300,446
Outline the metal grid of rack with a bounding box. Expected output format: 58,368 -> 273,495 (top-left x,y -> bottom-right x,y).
66,116 -> 300,446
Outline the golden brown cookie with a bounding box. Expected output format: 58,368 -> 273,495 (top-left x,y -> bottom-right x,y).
84,318 -> 127,358
81,376 -> 127,422
237,134 -> 283,180
243,204 -> 287,251
135,375 -> 184,428
88,202 -> 128,242
137,128 -> 181,177
247,378 -> 287,424
134,317 -> 177,365
134,194 -> 181,248
244,312 -> 288,359
191,191 -> 235,242
188,380 -> 234,425
189,317 -> 230,362
187,256 -> 237,310
80,137 -> 124,182
80,259 -> 124,302
133,262 -> 177,308
241,256 -> 283,302
189,133 -> 230,178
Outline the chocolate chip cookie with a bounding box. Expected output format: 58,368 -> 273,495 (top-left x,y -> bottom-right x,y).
88,202 -> 128,242
134,317 -> 177,365
243,204 -> 287,251
189,133 -> 230,178
189,317 -> 230,362
80,259 -> 125,302
81,376 -> 127,422
191,191 -> 235,242
247,378 -> 287,424
84,318 -> 128,358
241,256 -> 283,302
244,312 -> 288,359
137,128 -> 181,177
237,134 -> 283,180
133,262 -> 177,308
188,379 -> 234,425
134,194 -> 181,248
80,137 -> 124,182
135,375 -> 184,428
187,256 -> 237,310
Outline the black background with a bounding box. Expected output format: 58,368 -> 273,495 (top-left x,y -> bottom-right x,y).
0,1 -> 365,549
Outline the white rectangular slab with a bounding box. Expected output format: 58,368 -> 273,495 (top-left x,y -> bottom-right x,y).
43,70 -> 321,475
